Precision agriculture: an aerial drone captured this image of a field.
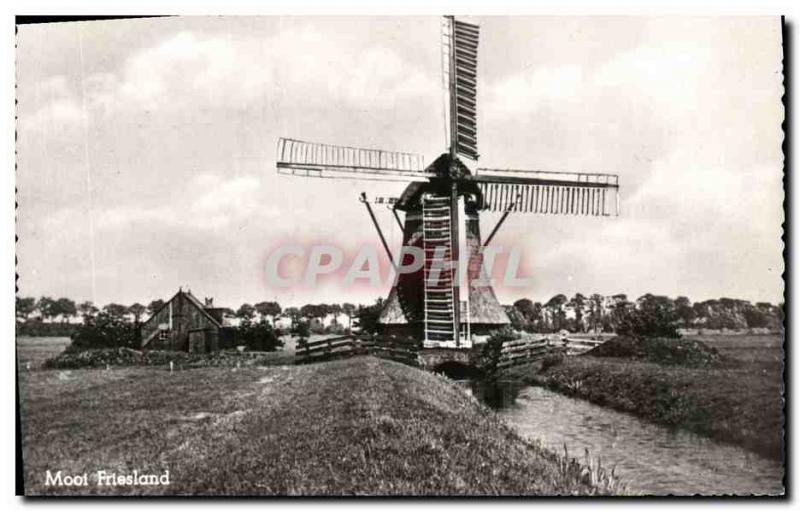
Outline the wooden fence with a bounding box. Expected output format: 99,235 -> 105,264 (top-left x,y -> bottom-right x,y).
497,337 -> 553,369
295,334 -> 609,368
560,337 -> 606,354
497,335 -> 609,368
295,335 -> 420,366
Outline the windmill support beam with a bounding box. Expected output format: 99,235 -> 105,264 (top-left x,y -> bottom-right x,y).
392,208 -> 405,235
483,194 -> 522,247
483,208 -> 513,248
360,192 -> 395,268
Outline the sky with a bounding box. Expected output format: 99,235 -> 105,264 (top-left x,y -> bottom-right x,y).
16,16 -> 784,309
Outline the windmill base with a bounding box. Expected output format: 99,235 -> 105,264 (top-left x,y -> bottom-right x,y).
380,322 -> 499,348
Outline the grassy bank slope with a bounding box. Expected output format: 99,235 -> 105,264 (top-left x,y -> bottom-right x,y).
20,357 -> 617,496
507,335 -> 783,460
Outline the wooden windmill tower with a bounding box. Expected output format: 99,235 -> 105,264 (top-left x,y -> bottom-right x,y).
276,17 -> 620,348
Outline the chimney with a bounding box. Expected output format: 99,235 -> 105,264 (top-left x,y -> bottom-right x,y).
205,297 -> 214,307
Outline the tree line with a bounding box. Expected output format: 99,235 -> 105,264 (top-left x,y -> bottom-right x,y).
15,296 -> 369,327
17,293 -> 784,338
507,293 -> 784,335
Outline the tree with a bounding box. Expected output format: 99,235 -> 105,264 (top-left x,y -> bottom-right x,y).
513,298 -> 534,315
609,294 -> 633,331
236,303 -> 256,322
356,298 -> 384,335
147,299 -> 165,316
544,294 -> 568,332
16,296 -> 36,320
77,301 -> 99,320
37,296 -> 58,321
300,304 -> 328,321
568,293 -> 587,332
587,294 -> 605,333
290,320 -> 310,349
103,303 -> 128,319
342,303 -> 357,329
617,294 -> 680,338
128,303 -> 147,323
674,296 -> 695,328
254,301 -> 282,324
743,304 -> 769,328
510,298 -> 544,332
505,305 -> 527,331
56,298 -> 77,321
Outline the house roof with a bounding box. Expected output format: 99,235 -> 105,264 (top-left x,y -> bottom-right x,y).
142,289 -> 223,330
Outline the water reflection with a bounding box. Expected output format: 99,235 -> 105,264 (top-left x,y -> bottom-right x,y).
464,379 -> 521,409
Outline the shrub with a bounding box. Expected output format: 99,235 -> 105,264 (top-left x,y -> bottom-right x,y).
67,313 -> 139,352
617,308 -> 681,338
478,326 -> 520,382
235,321 -> 283,352
587,336 -> 723,368
291,321 -> 310,349
355,299 -> 384,334
540,351 -> 565,371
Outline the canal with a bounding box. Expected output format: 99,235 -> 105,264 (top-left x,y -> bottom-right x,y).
473,382 -> 784,495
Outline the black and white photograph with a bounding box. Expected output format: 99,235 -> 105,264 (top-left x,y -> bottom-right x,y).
14,11 -> 786,497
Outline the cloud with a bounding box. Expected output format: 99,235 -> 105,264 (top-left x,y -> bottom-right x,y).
21,26 -> 438,131
484,65 -> 584,117
93,172 -> 275,232
20,75 -> 84,129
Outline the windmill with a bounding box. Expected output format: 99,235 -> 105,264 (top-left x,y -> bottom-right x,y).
276,16 -> 620,348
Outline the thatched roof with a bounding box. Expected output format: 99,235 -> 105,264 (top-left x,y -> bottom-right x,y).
379,283 -> 509,326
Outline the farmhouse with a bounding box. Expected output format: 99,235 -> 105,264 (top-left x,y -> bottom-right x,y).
140,289 -> 232,352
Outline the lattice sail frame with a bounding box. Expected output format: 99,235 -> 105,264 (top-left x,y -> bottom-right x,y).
473,169 -> 620,216
442,16 -> 480,161
276,138 -> 431,182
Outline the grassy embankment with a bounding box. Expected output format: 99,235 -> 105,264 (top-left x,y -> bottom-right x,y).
505,334 -> 784,460
19,352 -> 623,496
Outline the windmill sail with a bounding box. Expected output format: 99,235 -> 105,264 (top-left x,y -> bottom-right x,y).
471,169 -> 620,216
443,17 -> 479,161
276,138 -> 432,182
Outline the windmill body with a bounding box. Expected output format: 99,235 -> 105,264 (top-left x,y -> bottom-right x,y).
376,154 -> 509,347
276,17 -> 621,348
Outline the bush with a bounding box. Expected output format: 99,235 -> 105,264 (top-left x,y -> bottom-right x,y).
291,321 -> 310,349
586,336 -> 724,368
617,308 -> 681,338
235,321 -> 282,352
540,352 -> 565,371
478,326 -> 520,382
356,299 -> 384,335
67,313 -> 139,352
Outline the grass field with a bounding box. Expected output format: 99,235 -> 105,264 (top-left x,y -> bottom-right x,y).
18,349 -> 621,496
507,334 -> 784,460
16,336 -> 71,369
